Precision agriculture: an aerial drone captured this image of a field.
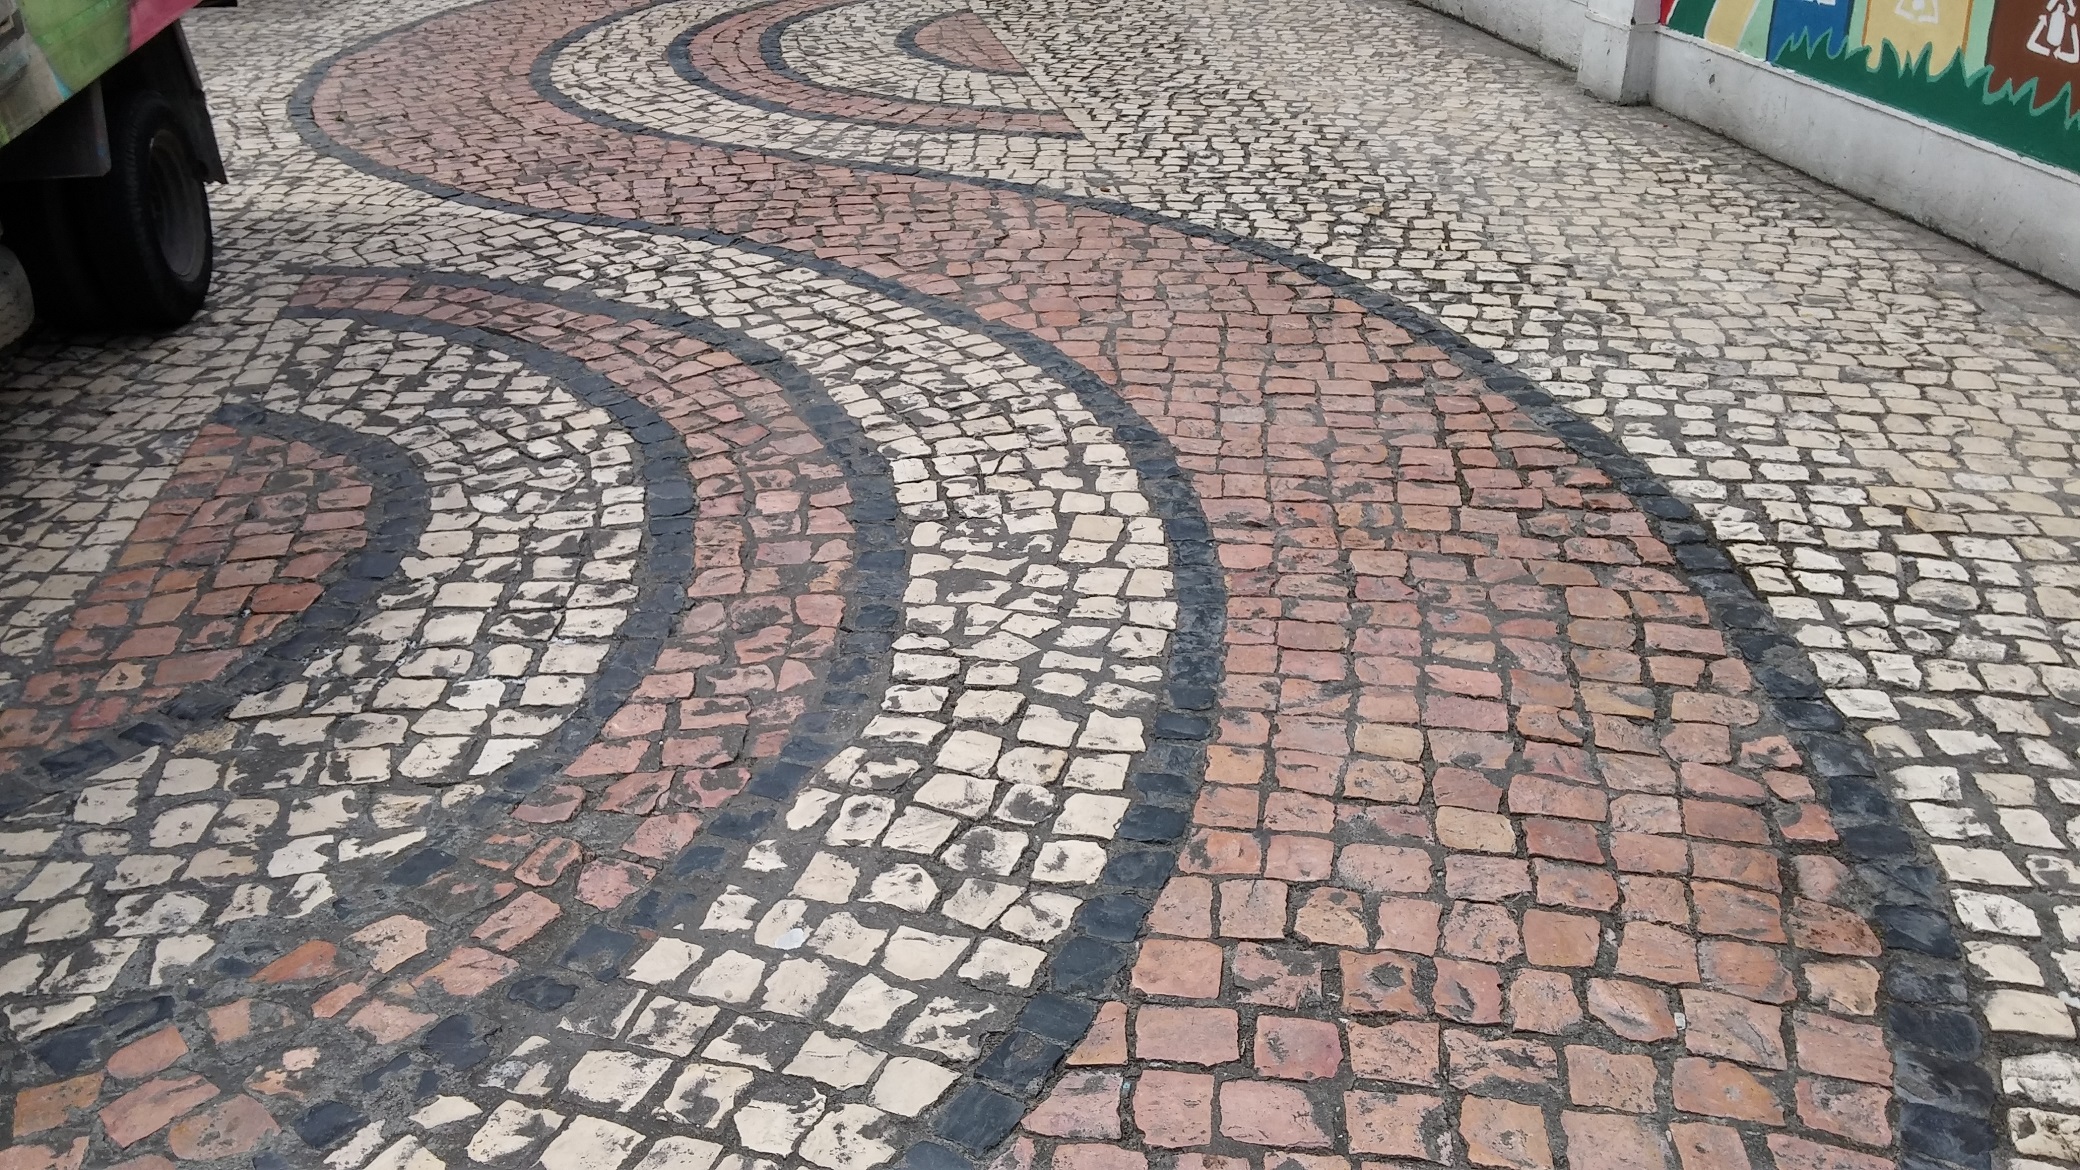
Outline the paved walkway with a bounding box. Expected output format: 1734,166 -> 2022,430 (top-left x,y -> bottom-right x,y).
0,1 -> 2075,1169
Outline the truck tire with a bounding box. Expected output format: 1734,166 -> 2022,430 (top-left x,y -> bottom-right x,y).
0,89 -> 212,331
0,244 -> 34,349
86,89 -> 214,329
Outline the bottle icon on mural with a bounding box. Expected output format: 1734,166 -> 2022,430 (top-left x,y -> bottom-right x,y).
2028,0 -> 2080,64
1991,0 -> 2080,113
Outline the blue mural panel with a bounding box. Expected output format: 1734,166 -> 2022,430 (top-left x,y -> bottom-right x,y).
1769,0 -> 1855,59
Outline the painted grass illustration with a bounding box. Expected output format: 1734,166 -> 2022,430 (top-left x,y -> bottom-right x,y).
1664,0 -> 2080,175
1773,34 -> 2080,174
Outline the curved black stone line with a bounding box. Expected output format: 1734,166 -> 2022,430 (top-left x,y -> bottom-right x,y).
894,13 -> 1029,78
294,10 -> 1983,1165
663,0 -> 1080,138
545,30 -> 1995,1168
9,404 -> 430,1094
297,45 -> 1222,1166
759,2 -> 1049,116
262,277 -> 1001,1154
260,287 -> 1218,1160
274,304 -> 699,813
289,264 -> 908,830
3,403 -> 431,809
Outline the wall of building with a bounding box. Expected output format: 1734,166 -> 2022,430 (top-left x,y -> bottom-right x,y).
1404,0 -> 2080,293
1667,0 -> 2079,182
1409,0 -> 1588,65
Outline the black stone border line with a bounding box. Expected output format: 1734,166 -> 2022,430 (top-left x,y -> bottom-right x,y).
549,22 -> 1998,1167
6,318 -> 702,1099
282,269 -> 915,905
665,0 -> 1082,137
894,12 -> 1030,78
2,403 -> 430,808
480,281 -> 1224,1168
261,269 -> 1224,1170
285,270 -> 914,805
283,7 -> 1989,1167
305,261 -> 1224,1170
295,35 -> 1224,1167
760,1 -> 1052,115
1493,383 -> 1991,1170
241,279 -> 924,1155
6,402 -> 431,1085
271,302 -> 701,813
247,281 -> 1231,1157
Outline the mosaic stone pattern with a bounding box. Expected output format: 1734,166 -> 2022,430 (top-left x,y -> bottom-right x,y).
0,425 -> 373,775
0,0 -> 2075,1169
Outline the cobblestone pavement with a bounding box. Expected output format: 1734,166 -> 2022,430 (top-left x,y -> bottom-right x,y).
0,0 -> 2075,1168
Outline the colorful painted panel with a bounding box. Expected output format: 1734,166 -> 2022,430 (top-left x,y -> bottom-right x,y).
1989,0 -> 2080,114
1665,0 -> 2080,173
1705,0 -> 1770,50
0,0 -> 196,145
1862,0 -> 1976,68
1770,0 -> 1856,57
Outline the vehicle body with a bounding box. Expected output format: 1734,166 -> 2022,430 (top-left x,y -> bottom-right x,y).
0,0 -> 224,345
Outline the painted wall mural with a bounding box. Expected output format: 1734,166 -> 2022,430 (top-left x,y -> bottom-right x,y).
1664,0 -> 2080,174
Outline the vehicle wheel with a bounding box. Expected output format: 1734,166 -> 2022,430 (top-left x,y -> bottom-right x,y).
1,89 -> 213,332
83,89 -> 213,329
0,244 -> 35,347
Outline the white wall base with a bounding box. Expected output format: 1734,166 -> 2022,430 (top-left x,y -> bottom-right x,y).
1407,0 -> 1586,67
1578,0 -> 1660,103
1651,33 -> 2080,293
1401,0 -> 2080,294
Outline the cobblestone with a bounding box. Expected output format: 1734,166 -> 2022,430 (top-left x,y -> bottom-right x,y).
0,0 -> 2074,1168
